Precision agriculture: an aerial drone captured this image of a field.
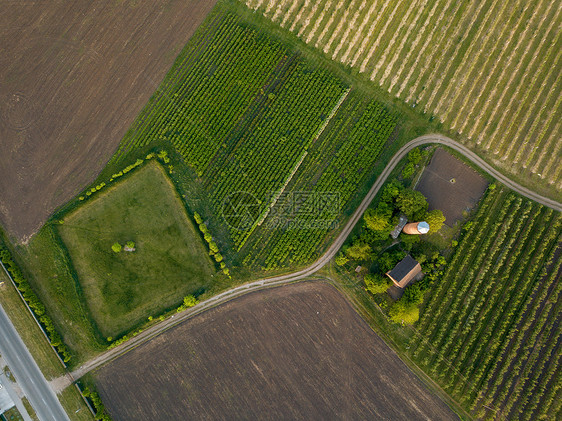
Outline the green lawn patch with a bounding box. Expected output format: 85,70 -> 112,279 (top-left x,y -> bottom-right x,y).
58,162 -> 214,338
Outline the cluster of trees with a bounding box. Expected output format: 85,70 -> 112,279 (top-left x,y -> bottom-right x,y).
176,294 -> 198,312
0,247 -> 71,362
82,387 -> 111,421
337,177 -> 449,325
111,241 -> 135,253
194,212 -> 229,277
401,147 -> 424,179
364,180 -> 445,239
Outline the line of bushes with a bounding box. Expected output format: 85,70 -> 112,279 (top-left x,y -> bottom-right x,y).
194,212 -> 230,277
0,246 -> 72,363
82,386 -> 111,421
107,294 -> 199,350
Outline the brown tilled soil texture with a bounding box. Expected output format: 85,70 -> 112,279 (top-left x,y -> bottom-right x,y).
416,148 -> 488,226
95,282 -> 458,420
0,0 -> 216,241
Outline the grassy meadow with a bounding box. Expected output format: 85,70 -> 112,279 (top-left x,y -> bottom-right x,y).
58,162 -> 214,338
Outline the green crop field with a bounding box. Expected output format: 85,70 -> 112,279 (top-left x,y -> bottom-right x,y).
58,162 -> 214,338
111,6 -> 400,270
409,187 -> 562,420
246,0 -> 562,197
20,161 -> 215,359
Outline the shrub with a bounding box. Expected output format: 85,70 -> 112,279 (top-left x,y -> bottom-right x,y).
389,301 -> 419,324
402,283 -> 424,305
335,253 -> 349,266
111,242 -> 122,253
364,273 -> 390,295
125,241 -> 135,249
344,242 -> 372,261
364,206 -> 392,232
183,295 -> 198,308
425,209 -> 446,232
407,148 -> 422,165
401,162 -> 415,179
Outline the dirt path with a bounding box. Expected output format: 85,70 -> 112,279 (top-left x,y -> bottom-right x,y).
50,133 -> 561,390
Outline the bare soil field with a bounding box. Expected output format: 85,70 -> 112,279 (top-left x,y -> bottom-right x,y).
94,282 -> 458,420
416,148 -> 488,226
0,0 -> 216,242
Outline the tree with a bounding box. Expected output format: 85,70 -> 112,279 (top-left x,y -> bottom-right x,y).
209,241 -> 219,253
364,206 -> 392,232
335,252 -> 349,266
389,301 -> 419,324
344,242 -> 372,261
401,162 -> 415,179
425,209 -> 446,232
396,188 -> 428,219
402,283 -> 424,305
194,212 -> 203,225
380,180 -> 402,204
183,295 -> 198,308
364,273 -> 390,294
111,242 -> 122,253
126,241 -> 135,249
407,148 -> 422,165
214,253 -> 223,262
377,250 -> 406,272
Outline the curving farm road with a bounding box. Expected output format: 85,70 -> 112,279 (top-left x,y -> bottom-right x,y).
64,134 -> 561,383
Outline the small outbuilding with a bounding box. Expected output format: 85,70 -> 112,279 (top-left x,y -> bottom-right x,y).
386,255 -> 422,289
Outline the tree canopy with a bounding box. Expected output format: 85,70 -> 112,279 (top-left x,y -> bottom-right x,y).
396,188 -> 428,220
389,301 -> 419,324
364,273 -> 390,294
345,242 -> 372,261
364,206 -> 392,232
425,209 -> 446,232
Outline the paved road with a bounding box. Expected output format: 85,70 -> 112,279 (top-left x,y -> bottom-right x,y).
65,134 -> 561,382
0,302 -> 70,421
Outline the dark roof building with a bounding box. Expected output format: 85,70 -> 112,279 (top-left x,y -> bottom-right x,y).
386,255 -> 422,289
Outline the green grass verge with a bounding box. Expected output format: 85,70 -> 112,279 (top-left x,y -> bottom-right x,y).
20,398 -> 38,421
57,161 -> 215,339
0,269 -> 64,380
57,386 -> 94,421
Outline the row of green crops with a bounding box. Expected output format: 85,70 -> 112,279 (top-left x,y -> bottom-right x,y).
113,11 -> 287,173
206,62 -> 347,248
110,9 -> 398,267
411,187 -> 562,420
241,97 -> 397,269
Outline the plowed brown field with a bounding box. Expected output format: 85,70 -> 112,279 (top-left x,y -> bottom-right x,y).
0,0 -> 216,241
95,282 -> 458,420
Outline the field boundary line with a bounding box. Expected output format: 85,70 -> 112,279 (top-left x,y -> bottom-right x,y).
54,133 -> 561,388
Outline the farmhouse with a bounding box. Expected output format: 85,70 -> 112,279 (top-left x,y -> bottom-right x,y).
386,255 -> 422,289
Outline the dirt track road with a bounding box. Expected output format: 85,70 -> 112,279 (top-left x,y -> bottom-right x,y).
58,133 -> 561,385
